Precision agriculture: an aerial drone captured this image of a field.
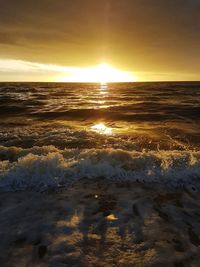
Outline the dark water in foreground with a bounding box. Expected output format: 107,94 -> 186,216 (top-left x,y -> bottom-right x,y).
0,82 -> 200,190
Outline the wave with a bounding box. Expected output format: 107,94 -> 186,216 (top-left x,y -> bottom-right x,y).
0,145 -> 200,191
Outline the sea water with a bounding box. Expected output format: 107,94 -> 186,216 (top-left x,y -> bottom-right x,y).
0,82 -> 200,190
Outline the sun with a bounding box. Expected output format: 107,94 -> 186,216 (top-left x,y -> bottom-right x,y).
89,63 -> 135,83
58,63 -> 137,83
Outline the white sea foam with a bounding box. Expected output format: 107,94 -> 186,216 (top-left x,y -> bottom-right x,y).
0,145 -> 200,191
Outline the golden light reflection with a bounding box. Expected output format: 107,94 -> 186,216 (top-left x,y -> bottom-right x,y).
96,99 -> 110,109
99,82 -> 108,96
99,89 -> 108,95
97,100 -> 106,104
91,123 -> 112,135
100,83 -> 108,90
59,63 -> 137,83
106,214 -> 118,221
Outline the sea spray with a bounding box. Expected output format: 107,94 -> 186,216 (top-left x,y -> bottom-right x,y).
0,145 -> 200,191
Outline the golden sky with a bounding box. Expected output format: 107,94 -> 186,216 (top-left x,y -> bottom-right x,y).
0,0 -> 200,82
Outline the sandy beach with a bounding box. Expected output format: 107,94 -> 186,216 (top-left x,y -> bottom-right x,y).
0,179 -> 200,267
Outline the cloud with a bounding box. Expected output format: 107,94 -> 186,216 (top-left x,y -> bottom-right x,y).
0,59 -> 78,81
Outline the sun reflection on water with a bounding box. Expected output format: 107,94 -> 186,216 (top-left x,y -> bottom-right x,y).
97,100 -> 106,104
99,83 -> 108,95
100,83 -> 108,90
91,123 -> 112,135
90,84 -> 112,134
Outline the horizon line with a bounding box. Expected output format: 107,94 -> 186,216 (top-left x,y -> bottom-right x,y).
0,80 -> 200,83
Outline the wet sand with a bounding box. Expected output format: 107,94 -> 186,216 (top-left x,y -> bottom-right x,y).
0,179 -> 200,267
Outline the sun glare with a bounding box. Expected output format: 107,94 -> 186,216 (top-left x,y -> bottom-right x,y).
59,63 -> 137,83
91,123 -> 112,135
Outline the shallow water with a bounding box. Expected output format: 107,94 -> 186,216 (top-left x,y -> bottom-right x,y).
1,180 -> 200,267
0,82 -> 200,190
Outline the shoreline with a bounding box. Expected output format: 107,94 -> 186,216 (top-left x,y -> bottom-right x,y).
0,178 -> 200,266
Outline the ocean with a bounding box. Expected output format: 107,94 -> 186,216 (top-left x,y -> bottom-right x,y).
0,82 -> 200,191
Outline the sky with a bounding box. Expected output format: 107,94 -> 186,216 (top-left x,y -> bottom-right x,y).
0,0 -> 200,82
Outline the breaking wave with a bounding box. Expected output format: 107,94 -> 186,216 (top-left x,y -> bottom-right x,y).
0,145 -> 200,191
